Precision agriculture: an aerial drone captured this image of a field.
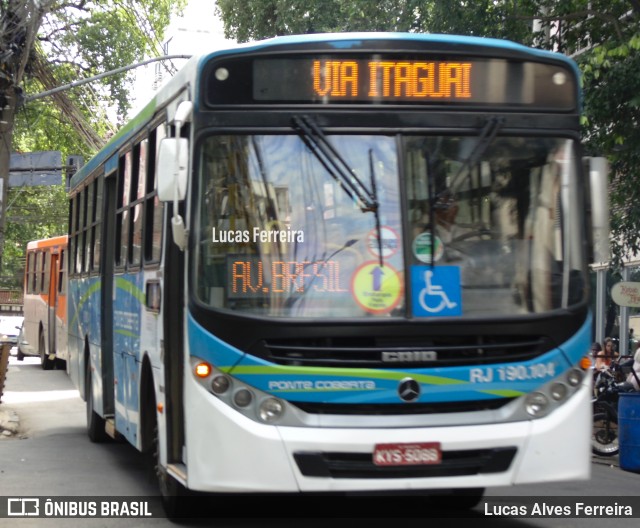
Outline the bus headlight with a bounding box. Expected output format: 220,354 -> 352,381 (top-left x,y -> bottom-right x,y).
525,392 -> 549,417
512,359 -> 589,421
550,382 -> 568,401
211,375 -> 231,394
233,389 -> 253,408
566,368 -> 583,387
192,358 -> 291,425
259,398 -> 284,423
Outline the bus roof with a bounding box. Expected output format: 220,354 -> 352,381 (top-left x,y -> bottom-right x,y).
26,235 -> 68,251
202,32 -> 579,68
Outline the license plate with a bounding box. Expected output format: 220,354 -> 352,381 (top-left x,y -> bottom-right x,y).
373,442 -> 442,466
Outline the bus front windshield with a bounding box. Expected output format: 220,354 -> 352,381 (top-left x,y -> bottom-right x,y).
194,133 -> 585,318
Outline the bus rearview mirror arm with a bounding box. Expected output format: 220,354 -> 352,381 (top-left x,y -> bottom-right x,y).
163,101 -> 193,251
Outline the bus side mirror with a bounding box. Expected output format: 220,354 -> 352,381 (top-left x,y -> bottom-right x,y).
157,137 -> 189,202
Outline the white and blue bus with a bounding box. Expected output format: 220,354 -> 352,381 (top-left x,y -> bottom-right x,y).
67,33 -> 605,514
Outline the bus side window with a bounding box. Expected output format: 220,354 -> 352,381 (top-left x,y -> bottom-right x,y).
26,251 -> 35,294
43,251 -> 51,293
116,151 -> 132,269
69,194 -> 78,276
59,249 -> 66,294
144,123 -> 166,265
37,251 -> 45,294
24,251 -> 29,294
92,176 -> 103,272
84,181 -> 95,274
76,188 -> 86,274
33,251 -> 38,294
129,139 -> 146,267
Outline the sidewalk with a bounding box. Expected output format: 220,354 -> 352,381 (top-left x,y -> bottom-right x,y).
0,407 -> 21,439
0,354 -> 83,442
0,345 -> 23,439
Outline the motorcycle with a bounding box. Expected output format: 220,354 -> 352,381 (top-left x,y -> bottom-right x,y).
591,358 -> 637,457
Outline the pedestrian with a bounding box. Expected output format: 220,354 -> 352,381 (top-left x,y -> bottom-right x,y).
593,338 -> 615,371
591,341 -> 602,366
626,342 -> 640,390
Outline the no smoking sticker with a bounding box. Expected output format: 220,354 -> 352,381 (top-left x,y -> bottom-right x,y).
367,226 -> 400,258
351,261 -> 403,314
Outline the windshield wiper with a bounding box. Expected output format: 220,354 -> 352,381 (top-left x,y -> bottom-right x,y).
425,151 -> 437,268
292,115 -> 378,213
293,116 -> 384,266
368,148 -> 384,267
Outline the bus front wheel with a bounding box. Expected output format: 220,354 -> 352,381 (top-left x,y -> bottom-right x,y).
436,488 -> 485,510
147,396 -> 192,519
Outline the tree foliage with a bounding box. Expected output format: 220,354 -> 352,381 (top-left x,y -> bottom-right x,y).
36,0 -> 185,123
216,0 -> 640,269
0,0 -> 185,287
216,0 -> 540,42
582,34 -> 640,268
3,186 -> 68,287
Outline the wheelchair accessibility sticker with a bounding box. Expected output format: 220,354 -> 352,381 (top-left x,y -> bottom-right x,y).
411,265 -> 462,316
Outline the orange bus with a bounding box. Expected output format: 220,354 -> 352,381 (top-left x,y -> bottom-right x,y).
21,235 -> 68,370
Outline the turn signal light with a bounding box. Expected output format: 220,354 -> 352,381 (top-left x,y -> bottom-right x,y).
194,362 -> 212,378
579,356 -> 592,370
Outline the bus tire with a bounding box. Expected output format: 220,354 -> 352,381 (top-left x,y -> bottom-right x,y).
85,358 -> 108,443
155,427 -> 190,519
451,488 -> 485,510
40,332 -> 54,370
148,397 -> 191,519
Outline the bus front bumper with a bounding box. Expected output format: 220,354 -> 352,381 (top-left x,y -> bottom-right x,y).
185,382 -> 591,493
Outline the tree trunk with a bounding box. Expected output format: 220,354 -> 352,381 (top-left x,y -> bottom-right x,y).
0,88 -> 17,276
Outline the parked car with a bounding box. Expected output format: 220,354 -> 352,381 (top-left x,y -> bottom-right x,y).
0,315 -> 24,356
16,321 -> 28,360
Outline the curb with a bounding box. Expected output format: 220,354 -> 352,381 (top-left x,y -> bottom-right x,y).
592,454 -> 619,468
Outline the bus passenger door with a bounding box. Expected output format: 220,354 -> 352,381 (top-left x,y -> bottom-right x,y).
100,171 -> 117,422
56,249 -> 68,364
48,252 -> 59,359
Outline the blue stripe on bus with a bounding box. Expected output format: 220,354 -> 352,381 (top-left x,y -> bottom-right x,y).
187,312 -> 591,405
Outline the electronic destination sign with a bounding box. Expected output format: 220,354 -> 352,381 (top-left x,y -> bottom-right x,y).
204,54 -> 576,109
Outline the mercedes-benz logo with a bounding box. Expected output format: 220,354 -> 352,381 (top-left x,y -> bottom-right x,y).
398,377 -> 421,402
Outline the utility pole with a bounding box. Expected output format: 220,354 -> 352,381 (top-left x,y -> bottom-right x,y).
1,0 -> 191,284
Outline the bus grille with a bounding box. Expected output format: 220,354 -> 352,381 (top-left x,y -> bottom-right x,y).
258,335 -> 548,368
289,399 -> 514,415
294,447 -> 517,479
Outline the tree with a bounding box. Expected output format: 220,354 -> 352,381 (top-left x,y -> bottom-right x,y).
0,0 -> 185,287
581,35 -> 640,268
215,0 -> 540,43
216,0 -> 640,268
